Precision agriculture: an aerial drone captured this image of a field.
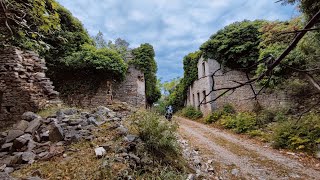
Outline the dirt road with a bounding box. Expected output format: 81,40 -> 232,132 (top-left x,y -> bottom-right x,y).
176,116 -> 320,180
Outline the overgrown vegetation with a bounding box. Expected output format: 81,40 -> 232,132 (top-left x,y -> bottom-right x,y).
201,20 -> 265,69
178,106 -> 203,120
203,103 -> 320,155
129,111 -> 189,179
130,44 -> 161,105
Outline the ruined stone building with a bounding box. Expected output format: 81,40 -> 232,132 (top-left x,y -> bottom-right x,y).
0,47 -> 146,128
186,57 -> 288,115
0,47 -> 59,127
61,64 -> 146,108
58,51 -> 146,109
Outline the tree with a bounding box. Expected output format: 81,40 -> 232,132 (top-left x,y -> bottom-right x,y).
131,43 -> 161,105
1,0 -> 61,51
279,0 -> 320,21
200,20 -> 266,70
94,31 -> 107,49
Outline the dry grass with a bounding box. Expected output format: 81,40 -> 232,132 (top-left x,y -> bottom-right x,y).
12,123 -> 124,180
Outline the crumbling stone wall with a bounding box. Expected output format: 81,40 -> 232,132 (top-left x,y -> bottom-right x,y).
113,65 -> 146,108
60,65 -> 146,108
187,57 -> 289,114
0,47 -> 59,127
186,57 -> 215,116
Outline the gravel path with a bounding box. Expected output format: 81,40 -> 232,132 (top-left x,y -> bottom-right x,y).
176,116 -> 320,180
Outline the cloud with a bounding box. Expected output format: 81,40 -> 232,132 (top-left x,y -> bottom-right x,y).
56,0 -> 297,82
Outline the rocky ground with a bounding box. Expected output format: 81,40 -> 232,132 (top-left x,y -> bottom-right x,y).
177,116 -> 320,180
0,104 -> 154,179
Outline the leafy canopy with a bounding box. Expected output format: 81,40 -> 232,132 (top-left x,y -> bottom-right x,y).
64,44 -> 128,81
131,43 -> 161,105
200,20 -> 266,69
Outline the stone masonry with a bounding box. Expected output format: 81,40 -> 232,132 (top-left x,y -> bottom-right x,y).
186,57 -> 288,115
60,64 -> 146,108
0,47 -> 59,128
113,65 -> 146,108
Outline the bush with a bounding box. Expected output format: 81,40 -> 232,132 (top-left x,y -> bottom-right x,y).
223,104 -> 236,114
219,112 -> 257,133
131,111 -> 180,157
272,112 -> 320,153
204,111 -> 222,124
179,106 -> 203,120
234,113 -> 257,133
256,109 -> 276,127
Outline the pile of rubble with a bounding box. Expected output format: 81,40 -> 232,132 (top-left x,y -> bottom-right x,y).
178,138 -> 217,180
0,106 -> 122,175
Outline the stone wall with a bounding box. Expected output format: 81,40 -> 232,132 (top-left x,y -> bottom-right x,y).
113,65 -> 146,107
187,57 -> 289,114
60,65 -> 146,108
186,57 -> 215,116
0,47 -> 59,127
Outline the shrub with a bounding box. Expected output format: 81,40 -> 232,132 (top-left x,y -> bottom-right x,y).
204,111 -> 222,124
219,112 -> 256,133
256,109 -> 276,127
219,115 -> 237,129
131,111 -> 180,157
234,112 -> 257,133
272,112 -> 320,153
222,104 -> 236,114
179,106 -> 203,120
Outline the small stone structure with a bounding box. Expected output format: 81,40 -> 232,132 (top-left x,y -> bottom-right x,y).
0,47 -> 59,127
59,64 -> 146,108
186,57 -> 288,115
113,65 -> 146,107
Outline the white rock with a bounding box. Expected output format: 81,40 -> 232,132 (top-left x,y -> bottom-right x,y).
95,147 -> 106,158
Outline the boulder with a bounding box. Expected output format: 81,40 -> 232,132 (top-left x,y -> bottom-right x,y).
5,130 -> 24,143
87,117 -> 98,127
95,106 -> 111,115
12,134 -> 32,150
116,125 -> 128,136
49,123 -> 64,142
25,118 -> 41,134
0,172 -> 17,180
22,112 -> 40,122
124,135 -> 138,143
22,152 -> 36,164
1,143 -> 13,152
4,167 -> 14,174
94,147 -> 106,158
40,131 -> 49,142
14,120 -> 29,131
63,108 -> 78,116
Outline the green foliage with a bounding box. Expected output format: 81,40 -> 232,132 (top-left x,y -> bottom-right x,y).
222,104 -> 236,114
280,0 -> 320,21
44,4 -> 92,66
256,18 -> 306,87
219,112 -> 257,133
272,112 -> 320,153
165,51 -> 202,111
131,43 -> 161,105
64,44 -> 128,80
183,51 -> 202,87
200,20 -> 265,69
204,111 -> 223,124
179,106 -> 203,120
2,0 -> 61,50
131,111 -> 180,157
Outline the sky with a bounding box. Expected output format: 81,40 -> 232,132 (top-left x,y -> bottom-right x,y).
56,0 -> 299,82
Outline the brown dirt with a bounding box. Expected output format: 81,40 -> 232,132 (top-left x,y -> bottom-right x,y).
176,116 -> 320,180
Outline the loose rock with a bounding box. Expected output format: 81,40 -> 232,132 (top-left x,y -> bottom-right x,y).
94,147 -> 106,158
22,112 -> 40,122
